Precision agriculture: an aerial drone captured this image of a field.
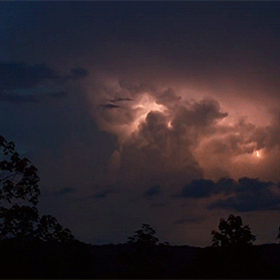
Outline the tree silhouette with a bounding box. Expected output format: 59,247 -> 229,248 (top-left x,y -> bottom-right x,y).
0,135 -> 74,241
125,224 -> 169,278
211,214 -> 256,248
35,215 -> 74,242
128,223 -> 160,246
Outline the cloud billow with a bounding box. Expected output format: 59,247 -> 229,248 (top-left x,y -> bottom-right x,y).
90,80 -> 236,189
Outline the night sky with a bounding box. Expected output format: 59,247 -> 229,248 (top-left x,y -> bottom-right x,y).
1,1 -> 280,246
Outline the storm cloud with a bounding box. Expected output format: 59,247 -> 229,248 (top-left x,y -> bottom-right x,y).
87,79 -> 238,189
1,1 -> 280,246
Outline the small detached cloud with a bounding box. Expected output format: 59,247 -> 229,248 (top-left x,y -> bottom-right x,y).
101,97 -> 133,110
174,216 -> 205,225
55,187 -> 76,196
150,202 -> 169,208
64,67 -> 88,81
109,97 -> 133,103
0,93 -> 38,104
90,186 -> 116,200
143,185 -> 162,199
101,104 -> 120,109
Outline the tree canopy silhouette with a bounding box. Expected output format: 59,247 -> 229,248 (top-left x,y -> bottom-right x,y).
127,223 -> 160,246
124,224 -> 169,278
0,135 -> 74,241
211,214 -> 256,248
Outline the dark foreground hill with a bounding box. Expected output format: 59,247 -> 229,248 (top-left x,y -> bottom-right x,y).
0,238 -> 280,278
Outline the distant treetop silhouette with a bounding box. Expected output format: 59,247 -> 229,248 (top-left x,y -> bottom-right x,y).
128,223 -> 169,246
128,223 -> 159,246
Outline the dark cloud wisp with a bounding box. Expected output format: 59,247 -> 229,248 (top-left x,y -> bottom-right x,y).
143,185 -> 162,199
177,177 -> 280,212
90,187 -> 116,200
0,91 -> 68,104
181,179 -> 215,198
208,178 -> 280,212
0,62 -> 57,91
0,62 -> 88,104
55,187 -> 76,196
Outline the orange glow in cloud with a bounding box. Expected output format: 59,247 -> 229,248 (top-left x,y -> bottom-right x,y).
167,121 -> 172,129
129,94 -> 168,133
255,150 -> 263,159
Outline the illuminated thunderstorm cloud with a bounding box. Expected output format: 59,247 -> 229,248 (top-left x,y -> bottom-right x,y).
85,77 -> 280,189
